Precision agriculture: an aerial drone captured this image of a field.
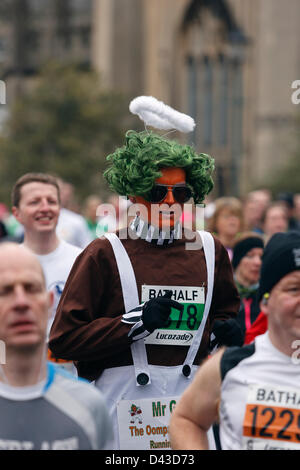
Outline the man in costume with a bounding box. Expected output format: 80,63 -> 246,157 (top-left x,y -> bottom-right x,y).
49,97 -> 241,449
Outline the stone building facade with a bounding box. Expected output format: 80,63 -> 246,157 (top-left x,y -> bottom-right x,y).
0,0 -> 299,196
92,0 -> 300,197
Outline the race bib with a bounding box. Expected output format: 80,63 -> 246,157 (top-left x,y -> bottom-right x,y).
117,396 -> 178,450
242,384 -> 300,450
142,285 -> 205,346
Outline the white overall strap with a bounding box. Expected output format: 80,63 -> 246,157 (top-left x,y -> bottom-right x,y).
182,230 -> 215,378
104,233 -> 151,386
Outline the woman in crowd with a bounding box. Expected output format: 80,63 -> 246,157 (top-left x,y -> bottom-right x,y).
207,197 -> 244,260
231,232 -> 265,342
83,195 -> 102,240
262,201 -> 288,243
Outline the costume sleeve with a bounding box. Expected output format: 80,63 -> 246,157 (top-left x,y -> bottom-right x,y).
48,240 -> 132,362
210,239 -> 240,325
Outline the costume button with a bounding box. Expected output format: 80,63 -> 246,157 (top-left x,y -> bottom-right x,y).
182,365 -> 191,377
137,373 -> 149,386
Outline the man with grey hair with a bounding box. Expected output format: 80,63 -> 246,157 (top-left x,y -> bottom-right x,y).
170,231 -> 300,450
0,242 -> 112,450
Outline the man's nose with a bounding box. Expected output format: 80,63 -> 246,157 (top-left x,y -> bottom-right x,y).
254,256 -> 262,266
39,198 -> 50,210
163,187 -> 175,205
14,286 -> 30,309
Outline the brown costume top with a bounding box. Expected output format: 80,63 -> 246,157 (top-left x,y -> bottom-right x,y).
49,227 -> 240,381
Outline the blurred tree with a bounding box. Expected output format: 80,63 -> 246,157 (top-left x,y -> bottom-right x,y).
258,114 -> 300,196
0,0 -> 14,20
0,62 -> 130,205
265,153 -> 300,196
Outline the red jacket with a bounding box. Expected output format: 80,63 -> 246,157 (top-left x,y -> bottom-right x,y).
244,312 -> 268,344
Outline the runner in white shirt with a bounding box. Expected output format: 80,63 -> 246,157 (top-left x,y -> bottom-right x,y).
35,240 -> 81,336
57,207 -> 92,249
56,179 -> 93,249
11,173 -> 81,372
169,231 -> 300,450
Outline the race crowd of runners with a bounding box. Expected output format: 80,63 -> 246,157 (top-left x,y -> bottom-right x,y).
0,133 -> 299,450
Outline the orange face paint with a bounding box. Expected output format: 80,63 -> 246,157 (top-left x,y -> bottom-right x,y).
131,167 -> 186,230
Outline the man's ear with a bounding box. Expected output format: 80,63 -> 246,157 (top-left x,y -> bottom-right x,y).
260,296 -> 269,316
47,291 -> 54,319
12,206 -> 21,223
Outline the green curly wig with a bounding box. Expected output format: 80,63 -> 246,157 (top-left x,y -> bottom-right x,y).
103,130 -> 214,204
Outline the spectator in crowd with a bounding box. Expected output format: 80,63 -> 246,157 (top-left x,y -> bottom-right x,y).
11,173 -> 82,372
0,204 -> 8,240
244,197 -> 299,343
83,195 -> 102,240
169,231 -> 300,450
207,197 -> 244,261
56,179 -> 93,249
242,189 -> 271,234
0,220 -> 8,240
94,193 -> 133,237
107,194 -> 130,231
0,242 -> 113,450
203,195 -> 215,222
294,193 -> 300,224
276,191 -> 300,232
231,233 -> 264,342
262,201 -> 288,243
0,202 -> 24,242
49,128 -> 241,450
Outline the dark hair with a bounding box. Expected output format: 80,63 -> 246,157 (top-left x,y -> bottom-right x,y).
12,173 -> 61,207
232,232 -> 264,269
